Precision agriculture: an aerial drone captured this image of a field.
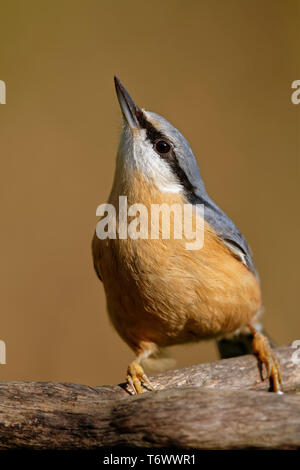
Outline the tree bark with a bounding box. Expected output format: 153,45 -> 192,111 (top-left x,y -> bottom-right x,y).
0,346 -> 299,450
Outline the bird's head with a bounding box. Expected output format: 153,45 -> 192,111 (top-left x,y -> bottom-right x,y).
114,76 -> 204,197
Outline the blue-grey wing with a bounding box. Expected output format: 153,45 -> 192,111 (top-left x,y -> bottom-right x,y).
193,194 -> 258,277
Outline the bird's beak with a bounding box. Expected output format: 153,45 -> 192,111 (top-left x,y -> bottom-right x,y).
114,76 -> 141,130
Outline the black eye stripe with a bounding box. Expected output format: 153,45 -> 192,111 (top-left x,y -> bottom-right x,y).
135,109 -> 196,196
165,153 -> 195,193
135,109 -> 163,142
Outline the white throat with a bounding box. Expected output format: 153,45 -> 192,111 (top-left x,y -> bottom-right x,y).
116,126 -> 183,194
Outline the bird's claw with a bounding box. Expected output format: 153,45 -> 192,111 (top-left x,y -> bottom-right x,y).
252,330 -> 282,393
126,361 -> 155,394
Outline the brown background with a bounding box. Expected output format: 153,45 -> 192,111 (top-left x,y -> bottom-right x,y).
0,0 -> 299,386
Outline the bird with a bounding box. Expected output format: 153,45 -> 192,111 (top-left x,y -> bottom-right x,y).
92,76 -> 282,394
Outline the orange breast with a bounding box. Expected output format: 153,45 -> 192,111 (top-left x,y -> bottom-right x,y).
92,172 -> 261,353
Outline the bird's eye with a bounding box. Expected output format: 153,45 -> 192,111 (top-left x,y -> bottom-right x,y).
155,140 -> 171,154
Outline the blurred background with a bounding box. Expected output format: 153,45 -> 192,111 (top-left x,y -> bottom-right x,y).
0,0 -> 299,386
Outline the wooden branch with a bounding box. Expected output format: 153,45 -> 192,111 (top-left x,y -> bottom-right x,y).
0,346 -> 299,450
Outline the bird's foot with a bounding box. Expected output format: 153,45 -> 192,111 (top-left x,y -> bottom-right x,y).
126,361 -> 154,395
250,328 -> 282,393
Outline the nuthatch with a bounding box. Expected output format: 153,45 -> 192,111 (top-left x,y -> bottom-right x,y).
92,77 -> 282,394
